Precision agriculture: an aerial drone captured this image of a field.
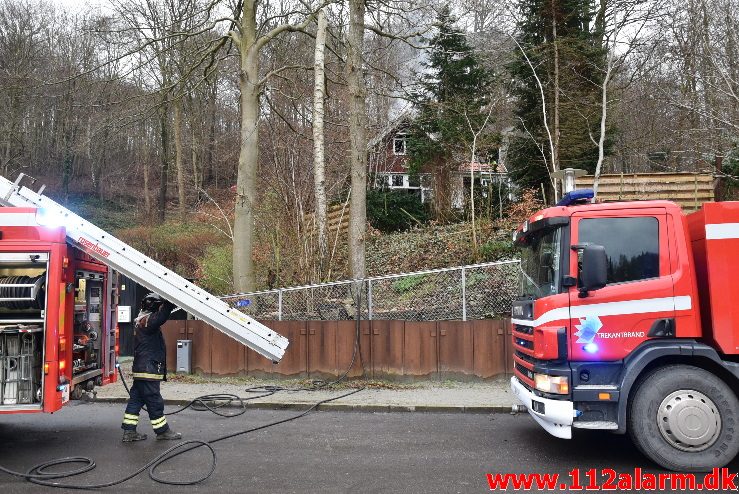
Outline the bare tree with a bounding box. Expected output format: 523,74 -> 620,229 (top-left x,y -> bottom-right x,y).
347,0 -> 367,280
312,8 -> 328,278
464,105 -> 494,253
229,1 -> 322,292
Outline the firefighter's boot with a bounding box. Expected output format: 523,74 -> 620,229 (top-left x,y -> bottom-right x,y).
156,429 -> 182,441
122,430 -> 148,442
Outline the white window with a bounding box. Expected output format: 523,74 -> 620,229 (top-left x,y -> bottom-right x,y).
393,134 -> 407,155
391,175 -> 404,187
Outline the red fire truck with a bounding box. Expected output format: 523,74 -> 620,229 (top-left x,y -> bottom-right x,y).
510,188 -> 739,471
0,208 -> 118,413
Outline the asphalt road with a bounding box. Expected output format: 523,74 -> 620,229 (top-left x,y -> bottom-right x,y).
1,400 -> 737,493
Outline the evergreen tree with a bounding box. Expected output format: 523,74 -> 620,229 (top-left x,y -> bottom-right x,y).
507,0 -> 607,200
408,6 -> 495,219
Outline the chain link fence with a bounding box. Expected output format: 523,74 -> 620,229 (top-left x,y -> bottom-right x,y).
221,260 -> 520,322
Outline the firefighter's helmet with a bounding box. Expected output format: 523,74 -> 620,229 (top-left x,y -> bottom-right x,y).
141,292 -> 164,312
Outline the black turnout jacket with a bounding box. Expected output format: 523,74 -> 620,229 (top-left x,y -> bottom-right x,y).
132,301 -> 175,381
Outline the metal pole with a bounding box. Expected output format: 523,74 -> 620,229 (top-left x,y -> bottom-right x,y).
367,279 -> 373,320
461,267 -> 467,322
278,289 -> 283,321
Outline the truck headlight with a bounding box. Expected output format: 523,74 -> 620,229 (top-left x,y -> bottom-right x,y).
534,373 -> 569,394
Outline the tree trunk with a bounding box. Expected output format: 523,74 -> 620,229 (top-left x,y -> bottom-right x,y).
191,121 -> 199,197
204,76 -> 217,186
233,1 -> 260,292
143,158 -> 152,217
347,0 -> 367,280
157,100 -> 169,223
312,8 -> 328,278
173,97 -> 186,218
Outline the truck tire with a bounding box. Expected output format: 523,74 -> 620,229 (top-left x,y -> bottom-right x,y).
628,364 -> 739,472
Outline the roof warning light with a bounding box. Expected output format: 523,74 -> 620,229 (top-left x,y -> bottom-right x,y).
557,189 -> 595,207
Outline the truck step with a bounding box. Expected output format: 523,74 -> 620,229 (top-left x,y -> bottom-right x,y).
573,421 -> 618,430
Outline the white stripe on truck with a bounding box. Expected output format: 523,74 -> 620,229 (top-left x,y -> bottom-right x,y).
0,212 -> 37,226
705,223 -> 739,240
511,295 -> 692,327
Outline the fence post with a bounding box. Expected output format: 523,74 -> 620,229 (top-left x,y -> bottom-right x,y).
278,289 -> 283,321
367,279 -> 373,320
461,267 -> 467,321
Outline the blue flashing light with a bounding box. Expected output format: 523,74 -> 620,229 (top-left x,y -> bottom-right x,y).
583,342 -> 599,354
556,188 -> 594,207
35,208 -> 66,227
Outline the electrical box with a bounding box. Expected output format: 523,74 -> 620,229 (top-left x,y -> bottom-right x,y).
176,340 -> 192,374
117,306 -> 131,323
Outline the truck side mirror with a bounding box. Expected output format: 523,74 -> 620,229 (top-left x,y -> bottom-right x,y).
580,244 -> 607,297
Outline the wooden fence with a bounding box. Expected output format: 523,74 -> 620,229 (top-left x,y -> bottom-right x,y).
303,203 -> 349,236
162,319 -> 513,380
575,172 -> 715,212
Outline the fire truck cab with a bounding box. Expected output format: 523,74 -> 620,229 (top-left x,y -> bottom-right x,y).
0,208 -> 117,414
510,190 -> 739,471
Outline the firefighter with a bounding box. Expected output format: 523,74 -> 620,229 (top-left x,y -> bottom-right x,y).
121,293 -> 182,442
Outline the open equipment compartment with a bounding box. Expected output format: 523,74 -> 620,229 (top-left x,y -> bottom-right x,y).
0,252 -> 48,409
70,267 -> 108,395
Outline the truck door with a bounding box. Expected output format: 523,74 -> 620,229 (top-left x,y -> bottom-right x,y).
568,208 -> 675,361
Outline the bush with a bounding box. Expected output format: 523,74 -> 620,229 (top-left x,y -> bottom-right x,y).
392,274 -> 427,294
366,189 -> 429,232
118,221 -> 227,279
478,240 -> 516,261
198,243 -> 234,295
463,180 -> 512,221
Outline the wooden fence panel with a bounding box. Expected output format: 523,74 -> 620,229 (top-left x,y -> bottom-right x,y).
187,320 -> 212,375
438,321 -> 473,378
162,320 -> 187,372
271,321 -> 308,376
403,321 -> 438,378
336,320 -> 370,378
210,327 -> 246,375
504,320 -> 514,376
371,320 -> 404,378
575,172 -> 714,212
308,320 -> 338,377
472,319 -> 507,378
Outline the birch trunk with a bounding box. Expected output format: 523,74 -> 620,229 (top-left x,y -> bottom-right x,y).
347,0 -> 367,280
593,49 -> 613,198
312,9 -> 328,277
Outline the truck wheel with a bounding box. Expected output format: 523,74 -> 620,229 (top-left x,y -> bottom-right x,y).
70,385 -> 81,400
628,364 -> 739,472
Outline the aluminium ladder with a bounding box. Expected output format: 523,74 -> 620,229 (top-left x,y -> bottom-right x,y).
0,174 -> 288,362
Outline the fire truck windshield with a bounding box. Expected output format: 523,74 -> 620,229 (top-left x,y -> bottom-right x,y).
519,226 -> 562,299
